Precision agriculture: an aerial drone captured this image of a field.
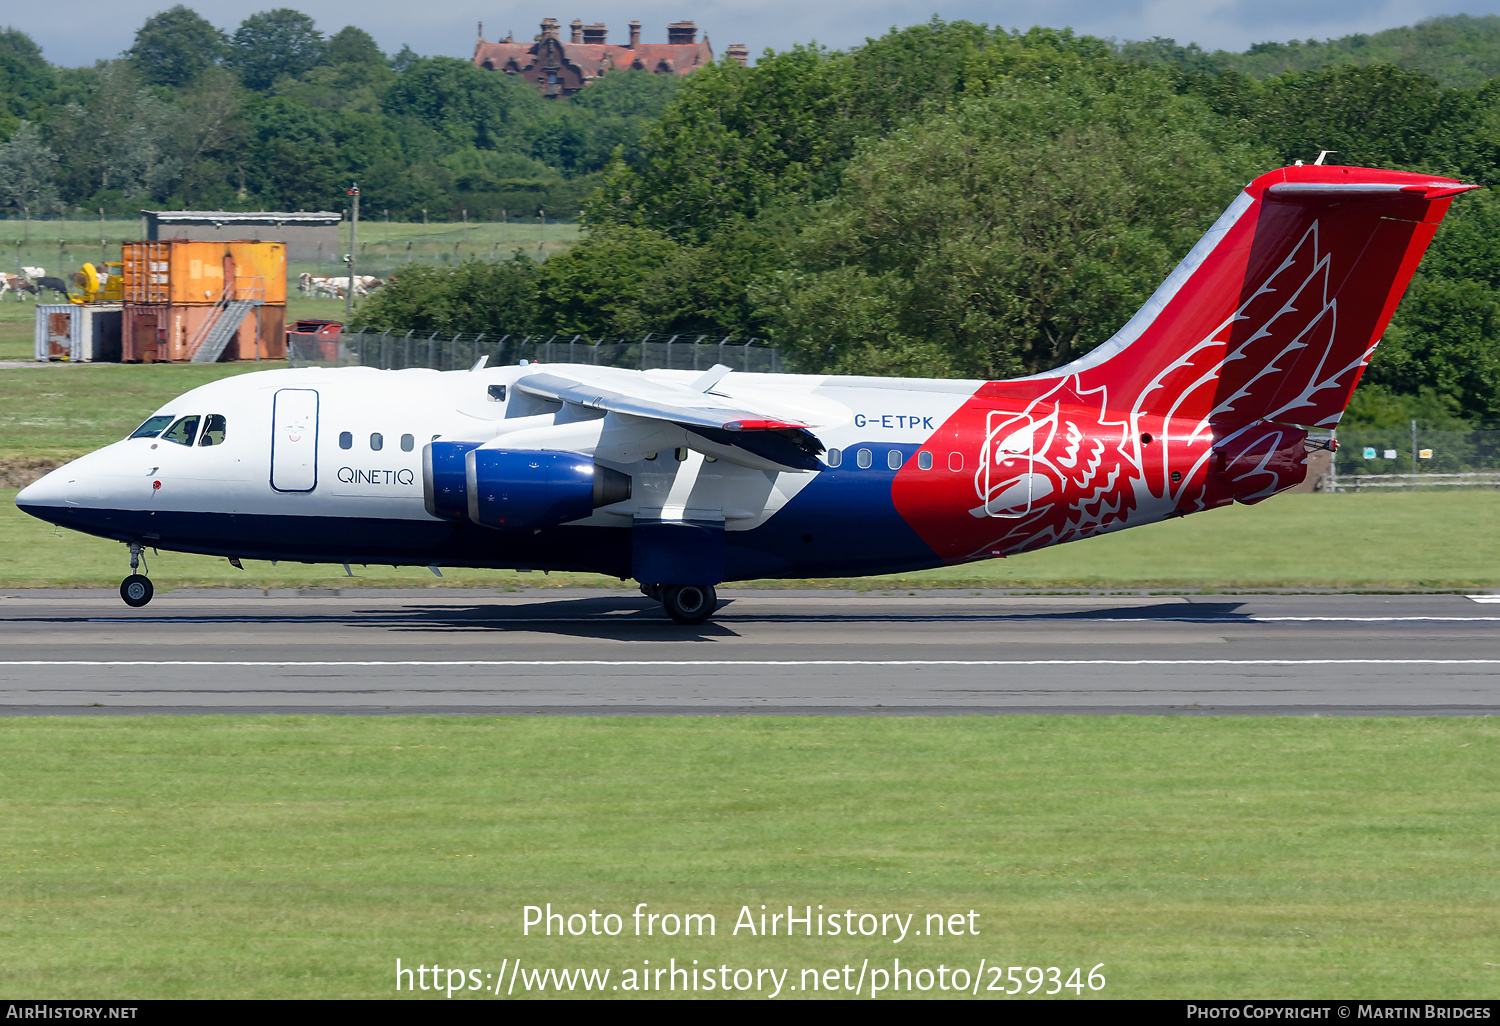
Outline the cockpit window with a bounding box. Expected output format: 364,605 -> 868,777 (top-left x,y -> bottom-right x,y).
129,415 -> 174,439
160,415 -> 201,446
198,414 -> 227,446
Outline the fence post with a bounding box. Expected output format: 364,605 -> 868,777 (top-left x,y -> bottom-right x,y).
1411,419 -> 1418,490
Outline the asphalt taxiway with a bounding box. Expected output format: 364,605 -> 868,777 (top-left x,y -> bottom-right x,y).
0,588 -> 1496,715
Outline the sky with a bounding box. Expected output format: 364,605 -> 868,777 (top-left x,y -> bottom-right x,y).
18,0 -> 1500,68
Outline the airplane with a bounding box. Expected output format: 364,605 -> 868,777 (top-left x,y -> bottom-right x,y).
14,164 -> 1478,624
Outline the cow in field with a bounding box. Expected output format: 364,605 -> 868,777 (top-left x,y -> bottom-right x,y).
0,272 -> 36,300
299,272 -> 379,299
22,268 -> 68,299
34,276 -> 68,299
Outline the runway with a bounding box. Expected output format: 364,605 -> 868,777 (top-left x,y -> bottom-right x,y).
1,588 -> 1498,715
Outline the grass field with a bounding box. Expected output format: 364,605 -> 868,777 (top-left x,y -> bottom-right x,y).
3,715 -> 1496,998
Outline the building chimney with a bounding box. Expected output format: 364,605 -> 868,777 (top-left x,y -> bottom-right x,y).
570,19 -> 582,43
628,20 -> 641,48
667,20 -> 697,45
583,23 -> 607,45
727,43 -> 749,66
538,17 -> 560,41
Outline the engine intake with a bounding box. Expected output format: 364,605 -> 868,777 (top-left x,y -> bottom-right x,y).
464,448 -> 631,529
423,440 -> 483,522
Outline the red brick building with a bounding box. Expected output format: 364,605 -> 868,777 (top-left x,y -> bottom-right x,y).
473,18 -> 748,97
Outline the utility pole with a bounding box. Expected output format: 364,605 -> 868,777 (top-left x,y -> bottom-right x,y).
346,183 -> 359,324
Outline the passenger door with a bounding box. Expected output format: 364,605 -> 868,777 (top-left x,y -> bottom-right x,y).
270,388 -> 319,492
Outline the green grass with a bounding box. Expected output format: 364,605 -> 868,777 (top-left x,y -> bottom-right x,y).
0,363 -> 272,459
2,715 -> 1496,998
4,486 -> 1496,591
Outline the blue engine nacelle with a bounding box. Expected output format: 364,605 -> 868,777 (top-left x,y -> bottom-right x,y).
464,448 -> 631,530
423,440 -> 484,522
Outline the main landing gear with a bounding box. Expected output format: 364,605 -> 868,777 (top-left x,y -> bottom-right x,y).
120,542 -> 153,608
641,583 -> 719,626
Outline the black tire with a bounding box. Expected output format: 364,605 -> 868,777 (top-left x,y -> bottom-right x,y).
120,574 -> 153,608
661,583 -> 716,625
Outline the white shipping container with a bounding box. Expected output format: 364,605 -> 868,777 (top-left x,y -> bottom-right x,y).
33,304 -> 124,362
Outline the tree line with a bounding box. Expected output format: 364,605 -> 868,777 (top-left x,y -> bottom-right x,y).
0,11 -> 1491,428
0,5 -> 681,220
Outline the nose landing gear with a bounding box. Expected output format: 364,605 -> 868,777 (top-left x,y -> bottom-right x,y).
120,542 -> 153,608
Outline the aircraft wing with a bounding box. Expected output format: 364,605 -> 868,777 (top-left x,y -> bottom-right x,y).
513,366 -> 826,471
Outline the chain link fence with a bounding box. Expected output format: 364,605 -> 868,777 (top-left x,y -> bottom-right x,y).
1326,428 -> 1500,490
287,328 -> 786,374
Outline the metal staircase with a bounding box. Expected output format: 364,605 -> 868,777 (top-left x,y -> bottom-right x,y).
187,275 -> 267,364
189,300 -> 261,363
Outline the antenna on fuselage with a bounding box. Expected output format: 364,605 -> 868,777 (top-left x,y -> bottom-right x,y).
1314,150 -> 1336,165
470,355 -> 489,371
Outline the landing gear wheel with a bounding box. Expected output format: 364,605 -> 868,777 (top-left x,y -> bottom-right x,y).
661,584 -> 716,626
120,574 -> 153,608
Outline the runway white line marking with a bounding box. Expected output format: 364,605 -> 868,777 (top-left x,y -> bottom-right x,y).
1466,596 -> 1500,604
69,615 -> 1500,625
4,660 -> 1500,668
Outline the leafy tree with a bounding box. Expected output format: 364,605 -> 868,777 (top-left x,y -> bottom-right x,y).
588,47 -> 857,243
326,26 -> 384,66
240,98 -> 399,208
0,29 -> 53,114
757,69 -> 1272,378
128,6 -> 225,88
1249,63 -> 1474,172
390,44 -> 420,74
534,225 -> 682,335
45,62 -> 182,201
350,257 -> 543,333
228,9 -> 326,91
382,57 -> 544,152
0,121 -> 58,213
168,65 -> 247,205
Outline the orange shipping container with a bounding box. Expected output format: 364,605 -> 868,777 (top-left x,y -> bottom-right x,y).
122,240 -> 287,305
122,303 -> 286,362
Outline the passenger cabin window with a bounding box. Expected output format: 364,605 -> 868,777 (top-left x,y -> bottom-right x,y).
129,415 -> 173,439
918,451 -> 933,470
198,414 -> 227,446
856,448 -> 872,469
370,432 -> 383,452
948,452 -> 963,472
826,448 -> 842,468
400,433 -> 414,452
888,450 -> 903,470
160,415 -> 200,447
339,431 -> 353,450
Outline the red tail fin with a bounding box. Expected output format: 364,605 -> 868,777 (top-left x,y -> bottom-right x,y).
1045,164 -> 1477,429
893,166 -> 1476,562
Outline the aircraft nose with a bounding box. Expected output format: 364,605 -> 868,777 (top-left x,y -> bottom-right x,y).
15,464 -> 72,512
